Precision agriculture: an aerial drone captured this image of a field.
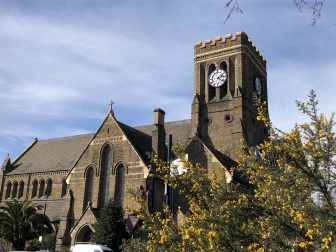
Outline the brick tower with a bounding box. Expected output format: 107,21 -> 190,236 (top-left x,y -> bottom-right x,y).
191,32 -> 268,159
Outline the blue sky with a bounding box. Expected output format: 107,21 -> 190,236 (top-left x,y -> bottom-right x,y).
0,0 -> 335,161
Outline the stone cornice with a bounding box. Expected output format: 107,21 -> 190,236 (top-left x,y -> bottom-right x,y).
4,170 -> 68,178
194,45 -> 266,75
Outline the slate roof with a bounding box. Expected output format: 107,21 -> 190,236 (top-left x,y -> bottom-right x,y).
41,199 -> 65,221
118,121 -> 152,164
135,119 -> 192,148
7,133 -> 94,175
5,119 -> 192,175
208,147 -> 237,169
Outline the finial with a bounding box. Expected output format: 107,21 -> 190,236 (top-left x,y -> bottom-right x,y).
6,153 -> 9,158
224,34 -> 232,39
109,100 -> 114,114
195,41 -> 202,47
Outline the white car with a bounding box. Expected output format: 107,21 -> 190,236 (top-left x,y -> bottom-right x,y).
70,244 -> 113,252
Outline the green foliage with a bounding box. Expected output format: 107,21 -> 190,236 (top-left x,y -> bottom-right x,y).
0,238 -> 12,252
40,232 -> 56,250
120,238 -> 147,252
131,91 -> 336,251
92,200 -> 129,252
0,199 -> 53,251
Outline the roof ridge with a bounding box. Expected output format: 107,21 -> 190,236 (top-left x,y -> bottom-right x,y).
12,138 -> 38,165
135,118 -> 191,128
38,132 -> 95,142
31,119 -> 190,143
118,121 -> 151,138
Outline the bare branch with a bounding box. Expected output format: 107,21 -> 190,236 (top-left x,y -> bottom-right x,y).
224,0 -> 243,23
224,0 -> 327,25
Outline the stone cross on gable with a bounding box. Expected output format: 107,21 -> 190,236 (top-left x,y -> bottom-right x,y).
109,100 -> 114,114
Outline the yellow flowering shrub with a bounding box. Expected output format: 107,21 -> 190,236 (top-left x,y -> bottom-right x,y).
124,91 -> 336,252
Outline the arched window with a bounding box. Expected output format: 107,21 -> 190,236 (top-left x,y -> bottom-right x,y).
32,180 -> 38,198
18,181 -> 24,199
208,63 -> 216,101
83,167 -> 94,211
5,182 -> 11,199
98,145 -> 112,208
252,73 -> 256,93
61,179 -> 67,197
12,181 -> 18,198
45,179 -> 52,197
39,179 -> 45,198
76,224 -> 93,244
114,164 -> 126,206
219,61 -> 228,98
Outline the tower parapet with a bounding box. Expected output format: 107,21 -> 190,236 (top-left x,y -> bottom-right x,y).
192,31 -> 268,159
194,31 -> 266,71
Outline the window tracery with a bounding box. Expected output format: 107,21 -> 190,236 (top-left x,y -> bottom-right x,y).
18,181 -> 24,199
39,179 -> 45,198
12,181 -> 18,198
114,163 -> 126,206
32,180 -> 38,198
5,181 -> 11,199
98,145 -> 112,208
83,167 -> 94,211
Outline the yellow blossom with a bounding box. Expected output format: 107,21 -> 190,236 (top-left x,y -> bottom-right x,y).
305,229 -> 313,240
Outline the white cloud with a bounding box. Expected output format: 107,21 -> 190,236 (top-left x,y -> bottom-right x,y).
268,61 -> 336,131
0,0 -> 335,161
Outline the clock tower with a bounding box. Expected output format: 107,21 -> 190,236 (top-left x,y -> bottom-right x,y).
191,31 -> 268,159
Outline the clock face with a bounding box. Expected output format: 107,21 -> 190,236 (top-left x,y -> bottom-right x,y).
209,69 -> 227,88
255,77 -> 262,95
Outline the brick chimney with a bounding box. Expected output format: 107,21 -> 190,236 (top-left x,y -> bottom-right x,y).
147,109 -> 167,213
152,108 -> 167,161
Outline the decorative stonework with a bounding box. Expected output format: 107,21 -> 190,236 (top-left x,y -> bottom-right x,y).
0,31 -> 268,252
90,136 -> 124,145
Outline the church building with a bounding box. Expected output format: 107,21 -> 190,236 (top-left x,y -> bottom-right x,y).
0,31 -> 268,251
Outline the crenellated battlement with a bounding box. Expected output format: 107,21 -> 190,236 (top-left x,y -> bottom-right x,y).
194,31 -> 266,65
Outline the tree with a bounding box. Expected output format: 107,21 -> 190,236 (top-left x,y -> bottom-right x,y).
92,200 -> 129,252
0,199 -> 53,251
130,90 -> 336,251
120,238 -> 147,252
224,0 -> 327,25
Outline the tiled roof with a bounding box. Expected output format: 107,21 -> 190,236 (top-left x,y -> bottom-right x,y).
5,119 -> 192,175
7,133 -> 94,175
118,121 -> 152,165
135,119 -> 192,148
209,147 -> 236,169
40,199 -> 65,221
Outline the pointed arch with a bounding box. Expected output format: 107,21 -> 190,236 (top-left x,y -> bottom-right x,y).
61,178 -> 67,197
219,60 -> 228,98
45,178 -> 52,197
112,161 -> 128,175
252,71 -> 257,95
32,179 -> 38,198
12,181 -> 18,198
5,181 -> 11,199
75,224 -> 93,244
18,181 -> 24,199
39,179 -> 45,198
98,144 -> 113,208
83,166 -> 94,212
208,63 -> 216,101
114,163 -> 126,206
